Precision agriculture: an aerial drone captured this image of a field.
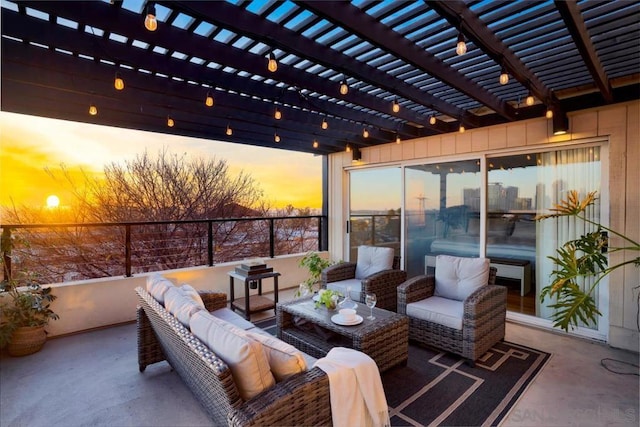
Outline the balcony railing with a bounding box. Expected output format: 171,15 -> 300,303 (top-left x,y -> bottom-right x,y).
1,215 -> 327,283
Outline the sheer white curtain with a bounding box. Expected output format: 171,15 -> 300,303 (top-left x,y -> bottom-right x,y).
535,147 -> 601,326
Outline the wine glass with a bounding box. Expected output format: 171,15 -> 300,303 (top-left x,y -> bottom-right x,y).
365,293 -> 377,320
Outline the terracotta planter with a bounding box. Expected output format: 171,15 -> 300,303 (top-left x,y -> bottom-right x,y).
8,325 -> 47,357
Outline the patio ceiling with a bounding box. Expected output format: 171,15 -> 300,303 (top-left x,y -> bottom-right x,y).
1,0 -> 638,155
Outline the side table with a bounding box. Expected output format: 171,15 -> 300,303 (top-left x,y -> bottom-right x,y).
227,270 -> 280,320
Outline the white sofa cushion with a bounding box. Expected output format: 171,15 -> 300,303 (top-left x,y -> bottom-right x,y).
354,246 -> 394,279
164,286 -> 204,327
246,330 -> 308,382
146,273 -> 175,304
327,278 -> 362,298
434,255 -> 489,301
190,310 -> 275,401
178,283 -> 205,308
211,308 -> 256,330
406,296 -> 464,330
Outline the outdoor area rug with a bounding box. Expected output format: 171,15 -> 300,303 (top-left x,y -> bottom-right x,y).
255,317 -> 551,427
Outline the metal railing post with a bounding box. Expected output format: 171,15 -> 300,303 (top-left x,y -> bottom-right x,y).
125,225 -> 132,277
207,221 -> 214,266
269,218 -> 275,258
1,228 -> 12,281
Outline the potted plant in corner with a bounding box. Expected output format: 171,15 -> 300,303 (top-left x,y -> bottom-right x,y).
536,190 -> 639,332
0,266 -> 59,356
296,251 -> 333,297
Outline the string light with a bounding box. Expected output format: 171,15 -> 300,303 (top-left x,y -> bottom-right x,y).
226,123 -> 233,136
429,116 -> 436,125
339,78 -> 348,95
546,107 -> 554,119
321,118 -> 328,130
525,91 -> 535,106
205,91 -> 214,107
114,72 -> 124,90
456,32 -> 467,56
362,128 -> 369,138
313,139 -> 318,148
395,134 -> 401,144
459,124 -> 465,133
144,3 -> 157,31
346,145 -> 351,153
274,132 -> 280,143
274,107 -> 282,120
499,66 -> 509,85
167,116 -> 175,127
392,98 -> 400,113
88,104 -> 97,116
267,51 -> 277,72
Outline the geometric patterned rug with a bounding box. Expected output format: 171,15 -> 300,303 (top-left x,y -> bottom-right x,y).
254,318 -> 550,426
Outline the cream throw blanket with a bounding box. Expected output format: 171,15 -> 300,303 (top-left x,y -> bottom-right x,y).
313,347 -> 390,427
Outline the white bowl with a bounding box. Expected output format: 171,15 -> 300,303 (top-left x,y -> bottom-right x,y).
338,308 -> 357,322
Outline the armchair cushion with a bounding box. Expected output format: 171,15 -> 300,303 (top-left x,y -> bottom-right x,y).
326,278 -> 362,297
406,296 -> 463,330
434,255 -> 490,301
354,246 -> 394,279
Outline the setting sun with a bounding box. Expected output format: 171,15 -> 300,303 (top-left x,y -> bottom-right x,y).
46,195 -> 60,208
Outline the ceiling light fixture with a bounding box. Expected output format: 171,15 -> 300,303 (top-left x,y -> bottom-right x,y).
525,91 -> 535,106
167,116 -> 175,127
321,118 -> 328,130
313,139 -> 318,148
274,107 -> 282,120
339,78 -> 348,95
499,66 -> 509,85
392,98 -> 400,113
429,115 -> 436,125
267,51 -> 278,73
352,146 -> 362,161
205,91 -> 214,107
553,111 -> 569,135
362,128 -> 369,138
226,123 -> 233,136
456,32 -> 467,56
114,72 -> 124,90
144,2 -> 157,32
88,104 -> 97,116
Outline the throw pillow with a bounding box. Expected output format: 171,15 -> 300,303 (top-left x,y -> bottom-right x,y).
246,330 -> 308,382
178,283 -> 205,308
164,286 -> 204,327
434,255 -> 489,301
354,246 -> 394,279
190,311 -> 275,401
146,273 -> 175,304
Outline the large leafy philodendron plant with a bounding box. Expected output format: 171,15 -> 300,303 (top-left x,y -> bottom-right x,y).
536,190 -> 640,332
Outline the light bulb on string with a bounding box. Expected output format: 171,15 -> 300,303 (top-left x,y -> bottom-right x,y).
362,128 -> 369,138
267,51 -> 278,72
546,108 -> 554,119
205,91 -> 214,107
456,32 -> 467,56
339,79 -> 348,95
88,104 -> 98,116
499,66 -> 509,85
274,107 -> 282,120
313,139 -> 319,148
525,91 -> 535,106
167,116 -> 175,127
459,124 -> 465,133
144,3 -> 157,31
429,116 -> 436,125
114,72 -> 124,90
226,124 -> 233,136
274,132 -> 280,143
321,118 -> 328,130
392,98 -> 400,113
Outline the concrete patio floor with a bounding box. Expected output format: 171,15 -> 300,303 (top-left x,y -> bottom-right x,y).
1,295 -> 638,427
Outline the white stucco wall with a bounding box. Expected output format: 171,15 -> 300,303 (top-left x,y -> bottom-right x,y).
328,101 -> 639,352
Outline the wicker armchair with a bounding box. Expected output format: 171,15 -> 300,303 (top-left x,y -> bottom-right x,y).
321,245 -> 406,311
397,256 -> 506,365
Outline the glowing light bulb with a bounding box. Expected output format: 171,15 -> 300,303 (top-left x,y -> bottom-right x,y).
321,118 -> 328,130
456,33 -> 466,56
429,116 -> 436,125
89,104 -> 97,116
313,140 -> 318,148
526,93 -> 535,106
226,124 -> 233,136
346,145 -> 351,153
167,116 -> 174,127
114,73 -> 124,90
499,67 -> 509,85
144,4 -> 157,31
274,107 -> 282,120
459,124 -> 465,133
205,92 -> 214,107
362,128 -> 369,138
274,133 -> 280,143
267,51 -> 277,72
392,99 -> 400,113
339,79 -> 348,95
546,108 -> 553,119
396,135 -> 401,144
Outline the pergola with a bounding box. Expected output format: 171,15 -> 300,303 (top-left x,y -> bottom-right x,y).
1,0 -> 638,155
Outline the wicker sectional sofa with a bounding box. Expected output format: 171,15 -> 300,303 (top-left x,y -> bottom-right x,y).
136,283 -> 333,426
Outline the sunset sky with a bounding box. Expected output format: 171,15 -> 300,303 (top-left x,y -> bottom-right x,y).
0,112 -> 322,213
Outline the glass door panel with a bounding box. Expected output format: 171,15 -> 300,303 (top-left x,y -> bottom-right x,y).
404,160 -> 480,277
348,168 -> 401,262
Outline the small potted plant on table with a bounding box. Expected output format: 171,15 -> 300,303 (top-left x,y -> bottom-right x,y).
0,268 -> 59,356
297,251 -> 333,297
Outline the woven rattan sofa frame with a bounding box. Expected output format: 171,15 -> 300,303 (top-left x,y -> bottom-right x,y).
321,255 -> 406,312
136,287 -> 332,426
397,267 -> 507,366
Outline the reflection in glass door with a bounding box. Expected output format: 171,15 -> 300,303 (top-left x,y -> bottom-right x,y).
404,160 -> 481,277
348,168 -> 401,262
